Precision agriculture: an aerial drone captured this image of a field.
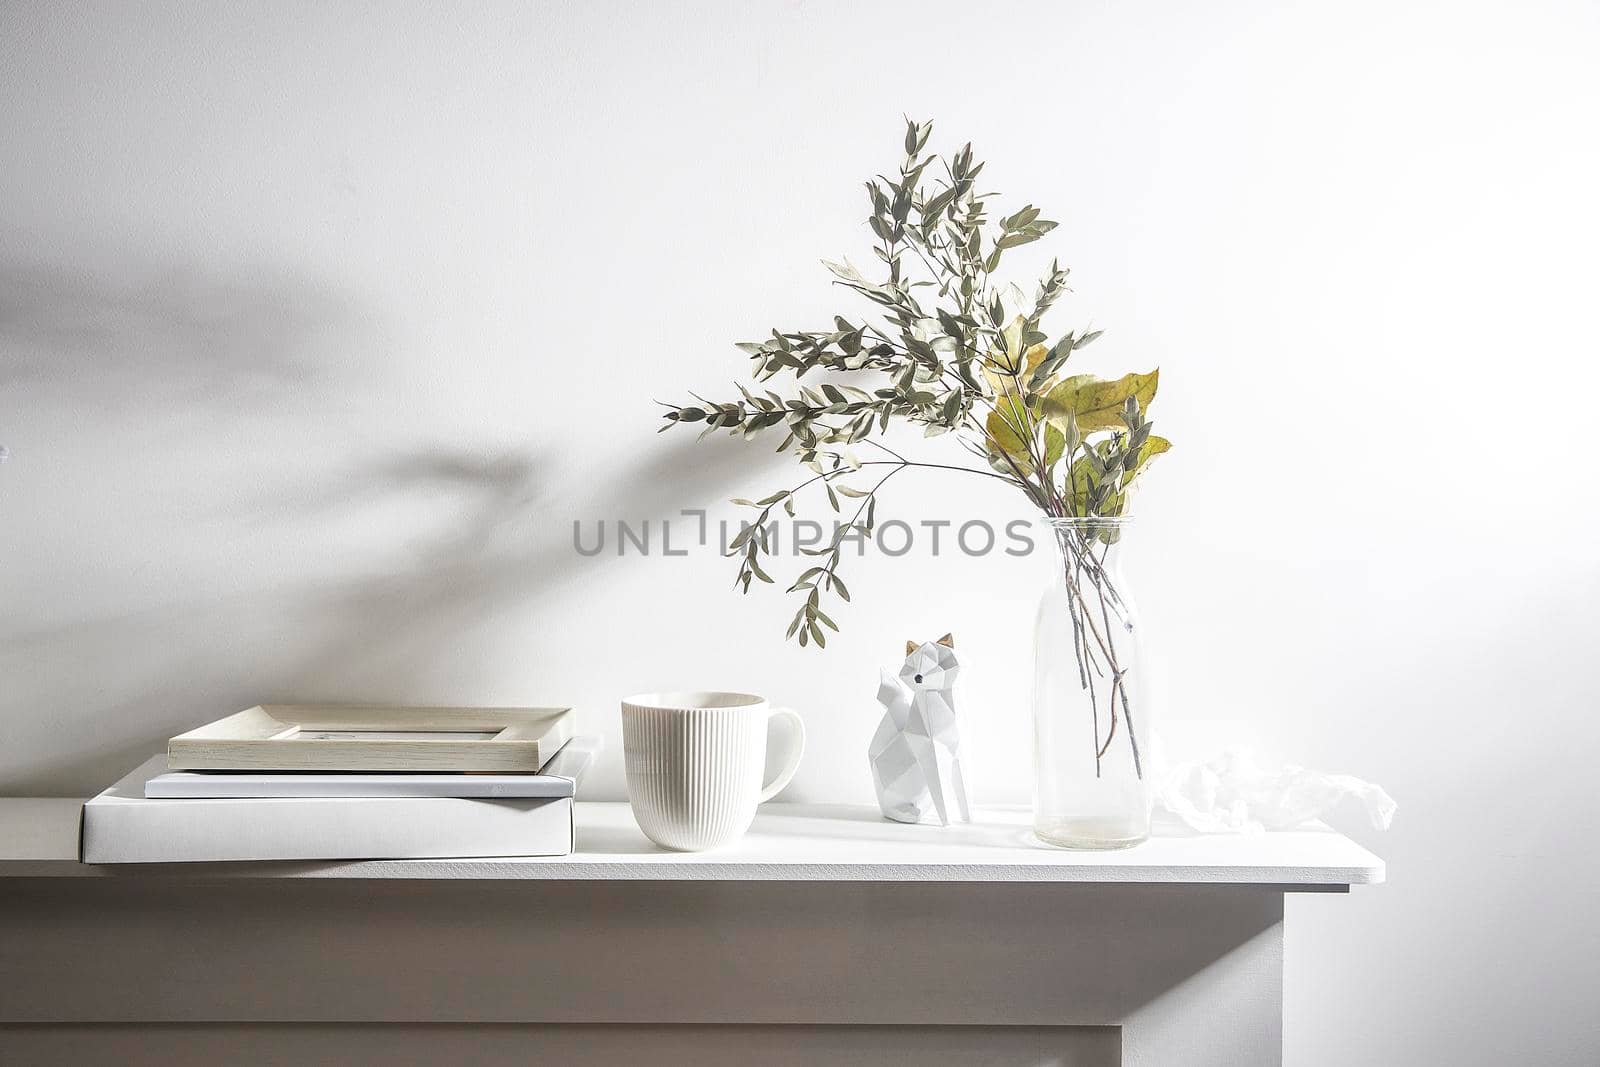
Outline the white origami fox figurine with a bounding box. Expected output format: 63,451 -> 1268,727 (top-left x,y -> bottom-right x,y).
870,634 -> 971,826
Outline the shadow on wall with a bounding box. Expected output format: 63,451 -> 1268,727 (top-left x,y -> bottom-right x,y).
247,436 -> 761,697
0,255 -> 757,794
0,260 -> 339,396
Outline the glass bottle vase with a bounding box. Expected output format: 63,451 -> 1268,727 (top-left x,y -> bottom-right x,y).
1033,516 -> 1152,848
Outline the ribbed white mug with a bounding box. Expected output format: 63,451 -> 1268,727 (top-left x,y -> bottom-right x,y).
621,691 -> 806,851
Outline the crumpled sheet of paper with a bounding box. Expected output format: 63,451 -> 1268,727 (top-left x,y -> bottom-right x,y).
1158,749 -> 1396,833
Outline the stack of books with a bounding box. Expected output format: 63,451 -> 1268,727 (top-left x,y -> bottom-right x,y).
81,704 -> 594,864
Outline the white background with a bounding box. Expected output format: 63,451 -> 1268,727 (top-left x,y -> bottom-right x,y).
3,1 -> 1598,1062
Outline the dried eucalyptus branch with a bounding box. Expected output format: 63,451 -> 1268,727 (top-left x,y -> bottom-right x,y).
659,119 -> 1170,650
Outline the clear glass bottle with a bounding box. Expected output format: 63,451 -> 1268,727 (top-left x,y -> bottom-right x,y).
1033,516 -> 1152,848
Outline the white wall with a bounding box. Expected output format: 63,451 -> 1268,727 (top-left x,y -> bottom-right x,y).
3,1 -> 1597,1062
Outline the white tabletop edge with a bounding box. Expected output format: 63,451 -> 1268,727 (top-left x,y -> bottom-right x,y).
0,798 -> 1386,886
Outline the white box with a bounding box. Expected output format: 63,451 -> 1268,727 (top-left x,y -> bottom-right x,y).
82,755 -> 576,864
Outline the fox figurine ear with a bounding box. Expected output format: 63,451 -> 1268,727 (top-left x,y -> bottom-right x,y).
937,633 -> 955,649
905,639 -> 919,656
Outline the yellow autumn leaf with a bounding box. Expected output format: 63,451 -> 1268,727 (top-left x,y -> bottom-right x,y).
997,316 -> 1026,372
1042,421 -> 1067,467
986,391 -> 1069,470
1041,369 -> 1160,434
984,334 -> 1052,397
1025,342 -> 1051,375
1132,434 -> 1171,470
985,393 -> 1033,458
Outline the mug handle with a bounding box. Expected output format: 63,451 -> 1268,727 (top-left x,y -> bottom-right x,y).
758,706 -> 807,803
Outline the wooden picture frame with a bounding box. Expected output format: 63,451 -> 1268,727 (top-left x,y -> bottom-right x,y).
167,705 -> 573,772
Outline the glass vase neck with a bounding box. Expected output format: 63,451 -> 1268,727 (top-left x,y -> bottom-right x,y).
1039,515 -> 1131,562
1038,515 -> 1133,533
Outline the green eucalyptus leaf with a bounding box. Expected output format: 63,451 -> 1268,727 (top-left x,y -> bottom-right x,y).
747,554 -> 774,584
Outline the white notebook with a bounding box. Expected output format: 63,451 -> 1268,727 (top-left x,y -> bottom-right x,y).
81,739 -> 598,865
144,736 -> 599,798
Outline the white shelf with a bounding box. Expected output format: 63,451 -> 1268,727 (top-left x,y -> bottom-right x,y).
0,799 -> 1383,886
